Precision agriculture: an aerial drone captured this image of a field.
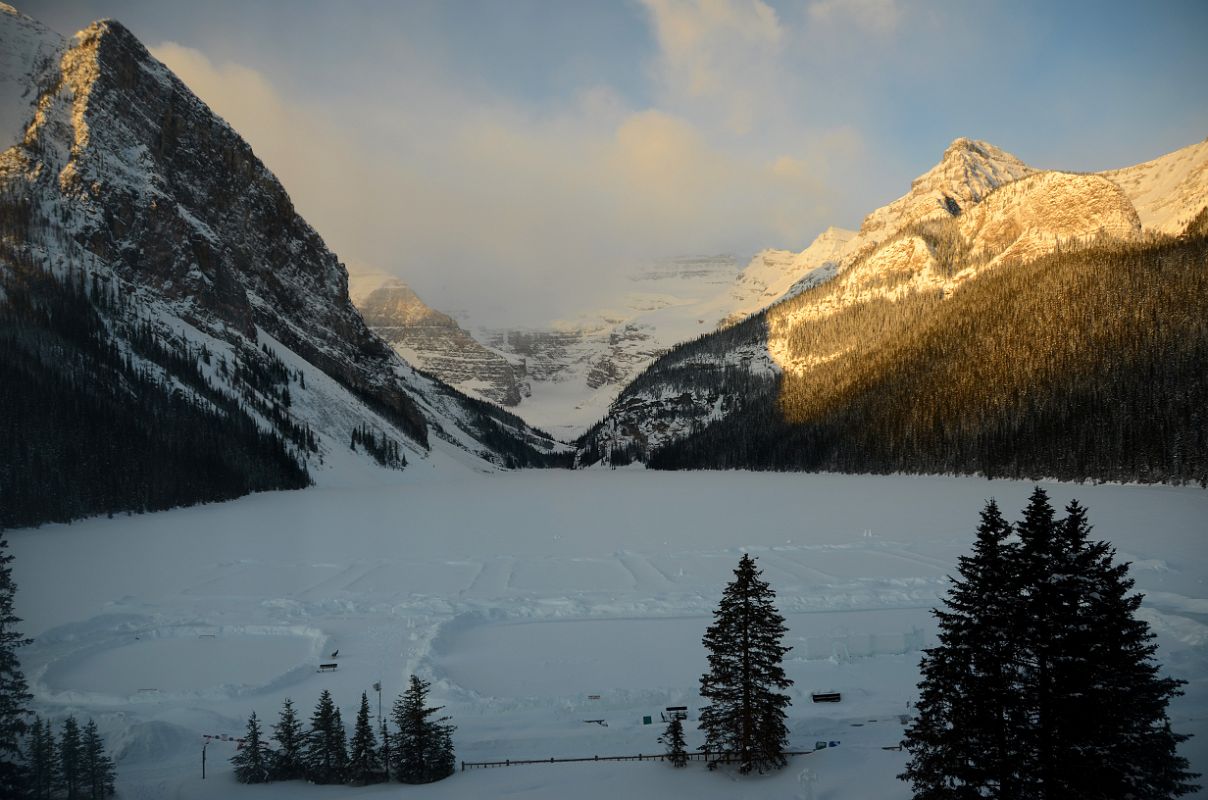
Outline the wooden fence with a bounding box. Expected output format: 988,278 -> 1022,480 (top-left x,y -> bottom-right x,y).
461,750 -> 817,771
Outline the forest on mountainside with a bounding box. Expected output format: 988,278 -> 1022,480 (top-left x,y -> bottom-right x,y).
0,259 -> 313,530
596,221 -> 1208,485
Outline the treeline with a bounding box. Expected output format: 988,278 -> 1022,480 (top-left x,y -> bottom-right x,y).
0,262 -> 311,530
626,228 -> 1208,484
428,378 -> 573,469
231,677 -> 454,787
22,716 -> 116,799
350,424 -> 405,468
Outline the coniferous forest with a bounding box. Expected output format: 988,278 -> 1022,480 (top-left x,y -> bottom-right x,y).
587,225 -> 1208,484
0,260 -> 311,530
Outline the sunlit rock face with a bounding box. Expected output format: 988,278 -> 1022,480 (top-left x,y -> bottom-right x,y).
582,136 -> 1205,465
356,277 -> 526,407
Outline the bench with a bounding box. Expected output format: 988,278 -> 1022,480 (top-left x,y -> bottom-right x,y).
811,692 -> 841,703
318,663 -> 338,672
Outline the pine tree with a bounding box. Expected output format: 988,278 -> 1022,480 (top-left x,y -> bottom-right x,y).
230,711 -> 271,784
659,715 -> 688,767
270,697 -> 304,780
698,554 -> 793,774
81,719 -> 115,798
27,716 -> 56,800
346,691 -> 382,786
391,675 -> 455,784
0,534 -> 33,797
59,716 -> 83,800
902,498 -> 1025,798
303,690 -> 347,784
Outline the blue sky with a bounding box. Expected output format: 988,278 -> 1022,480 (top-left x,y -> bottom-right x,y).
23,0 -> 1208,323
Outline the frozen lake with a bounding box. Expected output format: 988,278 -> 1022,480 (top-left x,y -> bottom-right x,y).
10,470 -> 1207,798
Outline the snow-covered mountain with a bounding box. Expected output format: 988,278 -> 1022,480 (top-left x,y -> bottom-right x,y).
0,6 -> 566,527
1101,136 -> 1208,235
358,239 -> 861,439
350,271 -> 528,407
580,136 -> 1208,470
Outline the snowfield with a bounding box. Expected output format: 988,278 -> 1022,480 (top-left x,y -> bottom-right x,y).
10,471 -> 1208,799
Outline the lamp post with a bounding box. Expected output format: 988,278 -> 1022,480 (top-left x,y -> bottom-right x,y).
202,739 -> 208,779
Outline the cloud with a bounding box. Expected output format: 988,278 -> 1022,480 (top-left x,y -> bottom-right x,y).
807,0 -> 902,35
640,0 -> 783,134
149,41 -> 850,326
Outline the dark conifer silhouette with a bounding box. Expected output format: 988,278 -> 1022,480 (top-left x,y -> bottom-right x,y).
346,691 -> 383,785
81,719 -> 116,798
902,490 -> 1199,798
390,675 -> 455,784
270,697 -> 305,780
303,690 -> 347,784
699,554 -> 792,773
0,534 -> 32,796
230,711 -> 271,785
58,716 -> 83,800
659,715 -> 688,767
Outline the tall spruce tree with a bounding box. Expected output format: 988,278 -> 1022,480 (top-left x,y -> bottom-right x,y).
270,697 -> 304,780
0,534 -> 32,797
659,715 -> 688,767
902,498 -> 1025,798
902,490 -> 1199,799
391,675 -> 455,784
81,719 -> 115,798
346,691 -> 382,786
303,690 -> 347,784
27,716 -> 56,800
59,716 -> 83,800
230,711 -> 271,784
698,554 -> 792,774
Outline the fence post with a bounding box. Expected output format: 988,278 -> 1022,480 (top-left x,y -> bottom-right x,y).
460,761 -> 465,772
506,759 -> 510,766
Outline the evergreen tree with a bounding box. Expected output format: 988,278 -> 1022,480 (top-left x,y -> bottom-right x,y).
659,715 -> 688,767
230,711 -> 271,785
59,716 -> 83,800
81,719 -> 115,798
0,534 -> 32,797
901,490 -> 1199,799
698,554 -> 792,774
26,716 -> 56,800
902,498 -> 1025,798
303,690 -> 347,784
377,719 -> 391,782
346,691 -> 382,786
270,697 -> 304,780
391,675 -> 455,784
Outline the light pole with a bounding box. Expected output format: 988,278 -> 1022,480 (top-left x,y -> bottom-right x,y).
202,739 -> 208,779
373,681 -> 382,725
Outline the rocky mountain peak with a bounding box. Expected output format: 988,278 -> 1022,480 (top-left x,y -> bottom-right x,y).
859,137 -> 1037,245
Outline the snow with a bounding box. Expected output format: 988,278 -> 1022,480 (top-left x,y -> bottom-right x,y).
10,471 -> 1208,798
0,3 -> 64,148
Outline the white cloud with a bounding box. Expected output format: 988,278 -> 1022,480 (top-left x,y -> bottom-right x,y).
640,0 -> 783,134
807,0 -> 902,35
149,41 -> 851,326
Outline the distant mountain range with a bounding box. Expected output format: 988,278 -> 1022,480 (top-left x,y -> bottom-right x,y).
0,5 -> 567,528
355,239 -> 857,438
579,136 -> 1208,484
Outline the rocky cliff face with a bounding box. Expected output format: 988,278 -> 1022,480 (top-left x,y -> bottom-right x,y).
0,6 -> 566,523
355,276 -> 526,407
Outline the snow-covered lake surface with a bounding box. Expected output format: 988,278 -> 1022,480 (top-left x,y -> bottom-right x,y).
11,471 -> 1208,799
